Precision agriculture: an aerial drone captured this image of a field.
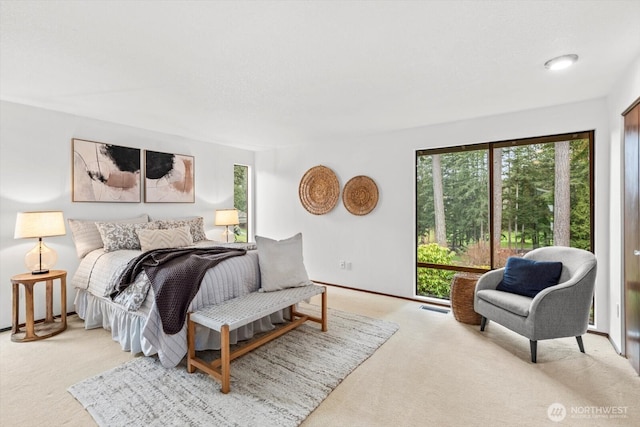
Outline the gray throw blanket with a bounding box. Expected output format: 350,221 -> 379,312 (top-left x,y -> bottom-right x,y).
111,247 -> 246,334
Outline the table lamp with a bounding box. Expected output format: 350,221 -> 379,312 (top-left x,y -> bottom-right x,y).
215,209 -> 239,243
14,211 -> 66,274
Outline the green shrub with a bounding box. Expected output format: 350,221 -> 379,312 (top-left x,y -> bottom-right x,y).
417,243 -> 456,299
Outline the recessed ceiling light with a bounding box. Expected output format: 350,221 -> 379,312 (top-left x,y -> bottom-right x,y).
544,54 -> 579,71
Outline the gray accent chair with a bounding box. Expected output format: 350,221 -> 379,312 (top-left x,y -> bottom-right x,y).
474,246 -> 597,363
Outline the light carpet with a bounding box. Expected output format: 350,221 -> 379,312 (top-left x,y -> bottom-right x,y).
68,306 -> 399,427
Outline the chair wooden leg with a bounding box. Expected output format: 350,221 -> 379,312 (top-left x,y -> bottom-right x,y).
480,316 -> 487,331
530,340 -> 537,363
576,336 -> 585,353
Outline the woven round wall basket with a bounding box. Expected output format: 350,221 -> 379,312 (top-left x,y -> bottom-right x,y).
298,165 -> 340,215
342,175 -> 378,216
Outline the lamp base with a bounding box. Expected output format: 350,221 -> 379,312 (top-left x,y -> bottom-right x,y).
222,226 -> 235,243
25,240 -> 57,274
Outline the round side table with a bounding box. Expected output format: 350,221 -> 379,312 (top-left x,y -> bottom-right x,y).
11,270 -> 67,342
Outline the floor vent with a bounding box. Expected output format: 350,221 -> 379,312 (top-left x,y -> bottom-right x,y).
420,305 -> 450,314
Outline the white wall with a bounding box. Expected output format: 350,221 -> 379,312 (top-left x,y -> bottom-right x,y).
605,55 -> 640,353
3,55 -> 637,345
0,101 -> 254,329
256,98 -> 613,333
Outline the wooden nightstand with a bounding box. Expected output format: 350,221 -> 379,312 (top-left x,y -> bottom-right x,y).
11,270 -> 67,342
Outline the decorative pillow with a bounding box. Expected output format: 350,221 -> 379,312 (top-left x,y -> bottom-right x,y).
136,226 -> 194,252
68,214 -> 149,258
96,221 -> 159,252
112,271 -> 150,311
154,217 -> 207,242
496,257 -> 563,298
255,233 -> 313,292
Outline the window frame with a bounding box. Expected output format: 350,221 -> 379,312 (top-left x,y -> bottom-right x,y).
415,130 -> 595,294
233,163 -> 252,242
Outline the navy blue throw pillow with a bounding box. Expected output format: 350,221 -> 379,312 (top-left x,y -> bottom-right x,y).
496,257 -> 563,298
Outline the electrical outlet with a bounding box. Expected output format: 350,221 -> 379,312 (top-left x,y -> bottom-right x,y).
346,261 -> 352,270
339,260 -> 346,269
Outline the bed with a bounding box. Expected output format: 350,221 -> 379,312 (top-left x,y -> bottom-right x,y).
69,215 -> 294,368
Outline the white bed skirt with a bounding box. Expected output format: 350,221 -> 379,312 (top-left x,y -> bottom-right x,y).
74,289 -> 287,362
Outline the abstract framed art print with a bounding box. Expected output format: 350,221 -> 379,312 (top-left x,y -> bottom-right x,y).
144,150 -> 195,203
72,139 -> 141,202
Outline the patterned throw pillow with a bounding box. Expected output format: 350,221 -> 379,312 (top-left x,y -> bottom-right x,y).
68,214 -> 149,258
112,270 -> 150,312
136,226 -> 194,252
96,221 -> 160,252
154,216 -> 207,242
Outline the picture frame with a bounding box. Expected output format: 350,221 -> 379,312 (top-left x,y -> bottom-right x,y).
144,150 -> 195,203
72,138 -> 141,203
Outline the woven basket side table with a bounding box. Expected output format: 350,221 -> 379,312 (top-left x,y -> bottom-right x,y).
450,272 -> 482,325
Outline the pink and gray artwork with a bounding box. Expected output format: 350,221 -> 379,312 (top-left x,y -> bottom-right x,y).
144,150 -> 194,203
72,139 -> 141,202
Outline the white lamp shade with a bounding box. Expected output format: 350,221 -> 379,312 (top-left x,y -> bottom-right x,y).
215,209 -> 239,226
14,211 -> 66,239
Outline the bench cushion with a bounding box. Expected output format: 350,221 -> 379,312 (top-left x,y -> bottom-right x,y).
190,284 -> 324,331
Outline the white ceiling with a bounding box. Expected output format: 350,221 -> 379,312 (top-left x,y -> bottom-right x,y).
1,1 -> 639,150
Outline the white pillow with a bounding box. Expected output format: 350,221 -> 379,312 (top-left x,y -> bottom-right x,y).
255,233 -> 313,292
153,216 -> 207,242
68,214 -> 149,258
136,226 -> 194,252
96,221 -> 159,252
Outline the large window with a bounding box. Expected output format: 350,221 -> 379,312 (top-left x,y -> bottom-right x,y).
234,164 -> 250,242
416,131 -> 594,306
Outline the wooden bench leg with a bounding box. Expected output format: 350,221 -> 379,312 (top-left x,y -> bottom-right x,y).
221,324 -> 230,393
188,286 -> 327,393
187,314 -> 195,374
290,286 -> 328,332
321,287 -> 327,332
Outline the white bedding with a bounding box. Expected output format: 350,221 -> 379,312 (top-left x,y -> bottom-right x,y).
72,241 -> 286,367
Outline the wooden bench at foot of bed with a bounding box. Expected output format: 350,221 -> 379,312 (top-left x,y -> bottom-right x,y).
186,284 -> 327,393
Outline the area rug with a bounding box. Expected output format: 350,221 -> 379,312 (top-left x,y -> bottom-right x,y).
68,306 -> 399,427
